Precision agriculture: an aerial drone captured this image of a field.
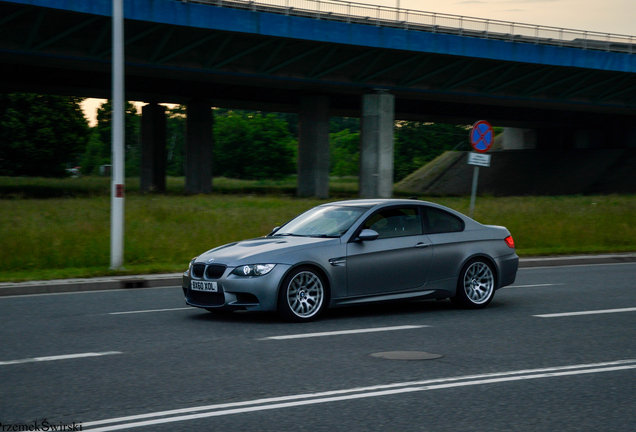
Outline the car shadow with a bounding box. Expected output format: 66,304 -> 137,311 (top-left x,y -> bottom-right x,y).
184,298 -> 509,325
186,309 -> 281,325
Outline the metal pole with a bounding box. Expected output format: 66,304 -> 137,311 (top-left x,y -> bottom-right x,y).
110,0 -> 125,269
469,165 -> 479,218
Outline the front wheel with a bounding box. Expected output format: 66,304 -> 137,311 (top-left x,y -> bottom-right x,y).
278,266 -> 328,322
451,259 -> 496,309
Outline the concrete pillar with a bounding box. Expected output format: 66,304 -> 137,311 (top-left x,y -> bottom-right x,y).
359,92 -> 394,198
185,100 -> 213,194
140,103 -> 167,193
502,128 -> 537,150
297,95 -> 330,199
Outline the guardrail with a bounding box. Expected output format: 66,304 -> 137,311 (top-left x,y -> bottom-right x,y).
181,0 -> 635,54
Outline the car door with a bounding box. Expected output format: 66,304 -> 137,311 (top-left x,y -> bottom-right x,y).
346,206 -> 432,297
422,206 -> 467,283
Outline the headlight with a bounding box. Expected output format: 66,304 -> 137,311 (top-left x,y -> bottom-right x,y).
186,257 -> 197,276
232,264 -> 276,277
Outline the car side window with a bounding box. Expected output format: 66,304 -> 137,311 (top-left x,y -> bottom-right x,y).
423,207 -> 464,234
362,208 -> 423,239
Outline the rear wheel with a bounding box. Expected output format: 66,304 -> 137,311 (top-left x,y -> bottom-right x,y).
278,266 -> 327,322
451,259 -> 495,309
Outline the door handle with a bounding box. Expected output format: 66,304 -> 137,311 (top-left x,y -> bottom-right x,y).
414,242 -> 430,248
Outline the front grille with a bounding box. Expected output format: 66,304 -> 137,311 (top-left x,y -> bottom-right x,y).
191,264 -> 227,279
186,288 -> 225,307
192,264 -> 205,278
205,264 -> 226,279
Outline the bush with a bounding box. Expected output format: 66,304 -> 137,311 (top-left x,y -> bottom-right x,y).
213,111 -> 297,180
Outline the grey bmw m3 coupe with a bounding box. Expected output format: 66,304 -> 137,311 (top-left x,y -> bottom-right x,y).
182,199 -> 518,322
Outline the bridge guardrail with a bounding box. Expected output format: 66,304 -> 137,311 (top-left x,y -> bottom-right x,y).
181,0 -> 634,54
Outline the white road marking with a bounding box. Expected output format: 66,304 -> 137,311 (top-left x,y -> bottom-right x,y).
83,359 -> 636,431
0,351 -> 122,366
504,283 -> 564,289
109,307 -> 191,315
260,325 -> 429,340
534,307 -> 636,318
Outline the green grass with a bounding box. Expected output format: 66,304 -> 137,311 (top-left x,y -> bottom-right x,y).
430,195 -> 636,256
1,176 -> 635,282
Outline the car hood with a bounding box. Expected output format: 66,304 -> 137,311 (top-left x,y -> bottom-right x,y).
196,236 -> 340,266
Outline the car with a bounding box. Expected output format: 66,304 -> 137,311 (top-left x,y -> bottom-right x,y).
182,199 -> 519,322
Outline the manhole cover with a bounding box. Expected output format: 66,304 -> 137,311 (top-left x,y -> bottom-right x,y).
370,351 -> 443,361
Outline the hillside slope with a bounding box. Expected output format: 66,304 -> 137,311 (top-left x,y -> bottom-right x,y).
396,149 -> 636,196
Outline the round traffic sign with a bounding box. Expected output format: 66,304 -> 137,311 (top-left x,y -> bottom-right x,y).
469,120 -> 494,153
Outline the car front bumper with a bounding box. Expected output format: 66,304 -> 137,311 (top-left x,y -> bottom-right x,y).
182,264 -> 292,312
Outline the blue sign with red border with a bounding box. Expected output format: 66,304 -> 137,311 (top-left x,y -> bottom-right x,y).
470,120 -> 494,153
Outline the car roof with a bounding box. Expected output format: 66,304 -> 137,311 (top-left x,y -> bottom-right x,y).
322,199 -> 479,226
323,198 -> 433,208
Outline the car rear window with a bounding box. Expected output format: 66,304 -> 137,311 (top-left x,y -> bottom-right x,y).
423,207 -> 464,234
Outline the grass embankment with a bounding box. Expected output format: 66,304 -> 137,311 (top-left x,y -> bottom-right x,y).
1,176 -> 635,282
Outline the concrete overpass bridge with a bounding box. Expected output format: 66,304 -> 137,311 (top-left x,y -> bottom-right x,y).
1,0 -> 636,197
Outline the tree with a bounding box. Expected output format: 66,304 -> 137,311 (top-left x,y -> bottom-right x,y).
0,93 -> 90,177
330,117 -> 360,134
213,111 -> 296,180
166,105 -> 186,177
86,100 -> 141,177
330,129 -> 360,176
80,128 -> 108,176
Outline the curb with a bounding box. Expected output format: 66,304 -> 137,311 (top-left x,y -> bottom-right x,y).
518,253 -> 636,268
1,253 -> 635,297
0,273 -> 183,297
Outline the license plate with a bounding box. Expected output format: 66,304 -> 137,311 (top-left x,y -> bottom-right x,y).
191,281 -> 218,292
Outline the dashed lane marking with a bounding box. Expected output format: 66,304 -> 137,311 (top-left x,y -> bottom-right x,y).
504,283 -> 565,288
534,307 -> 636,318
109,307 -> 191,315
260,325 -> 429,340
0,351 -> 122,366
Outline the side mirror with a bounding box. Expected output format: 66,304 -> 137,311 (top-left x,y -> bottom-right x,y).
272,226 -> 281,233
357,229 -> 379,242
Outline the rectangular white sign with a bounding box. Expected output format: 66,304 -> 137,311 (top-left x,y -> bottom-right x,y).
467,152 -> 491,167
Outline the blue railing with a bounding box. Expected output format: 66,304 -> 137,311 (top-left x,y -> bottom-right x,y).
181,0 -> 635,54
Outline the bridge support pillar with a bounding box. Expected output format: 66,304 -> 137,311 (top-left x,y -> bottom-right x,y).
140,103 -> 167,193
360,92 -> 394,198
502,128 -> 537,150
297,95 -> 330,198
185,100 -> 213,194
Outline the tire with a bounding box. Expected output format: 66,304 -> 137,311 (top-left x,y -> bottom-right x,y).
277,266 -> 328,322
451,258 -> 496,309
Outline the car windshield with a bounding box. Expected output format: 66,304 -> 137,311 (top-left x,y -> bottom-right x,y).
273,205 -> 368,238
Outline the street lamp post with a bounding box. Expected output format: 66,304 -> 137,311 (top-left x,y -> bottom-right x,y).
110,0 -> 125,269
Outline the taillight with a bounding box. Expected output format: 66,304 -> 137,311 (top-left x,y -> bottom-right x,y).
504,235 -> 515,248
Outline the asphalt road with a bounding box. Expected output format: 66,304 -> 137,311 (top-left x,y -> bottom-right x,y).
1,262 -> 635,432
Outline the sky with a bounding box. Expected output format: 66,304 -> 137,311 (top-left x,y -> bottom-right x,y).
81,0 -> 636,125
372,0 -> 636,36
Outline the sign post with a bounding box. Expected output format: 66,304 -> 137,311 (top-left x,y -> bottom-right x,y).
468,120 -> 493,218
